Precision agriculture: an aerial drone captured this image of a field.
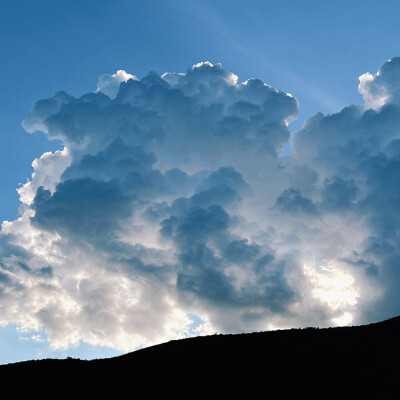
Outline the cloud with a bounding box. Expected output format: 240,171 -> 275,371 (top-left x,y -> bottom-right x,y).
32,178 -> 134,243
292,57 -> 400,323
2,58 -> 400,351
320,176 -> 358,212
275,187 -> 317,215
97,70 -> 138,99
359,58 -> 400,110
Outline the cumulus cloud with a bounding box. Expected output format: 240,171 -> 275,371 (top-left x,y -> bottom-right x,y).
1,59 -> 400,351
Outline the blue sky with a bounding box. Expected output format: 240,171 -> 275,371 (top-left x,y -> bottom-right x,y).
1,0 -> 400,363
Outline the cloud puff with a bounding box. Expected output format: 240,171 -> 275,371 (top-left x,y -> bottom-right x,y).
97,70 -> 138,99
359,58 -> 400,110
2,59 -> 400,351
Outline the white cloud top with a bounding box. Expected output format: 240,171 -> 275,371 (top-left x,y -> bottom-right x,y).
97,69 -> 138,99
359,58 -> 400,110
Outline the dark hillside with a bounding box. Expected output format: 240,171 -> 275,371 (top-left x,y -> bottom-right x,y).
1,316 -> 400,399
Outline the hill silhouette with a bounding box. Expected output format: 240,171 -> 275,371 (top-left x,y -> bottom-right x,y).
1,316 -> 400,399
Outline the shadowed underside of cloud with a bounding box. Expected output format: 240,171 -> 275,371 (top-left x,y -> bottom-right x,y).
1,59 -> 400,351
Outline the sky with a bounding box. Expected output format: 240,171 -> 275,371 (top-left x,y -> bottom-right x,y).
1,0 -> 400,363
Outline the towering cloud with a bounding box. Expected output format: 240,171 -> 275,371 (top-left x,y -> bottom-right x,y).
292,58 -> 400,322
1,59 -> 399,351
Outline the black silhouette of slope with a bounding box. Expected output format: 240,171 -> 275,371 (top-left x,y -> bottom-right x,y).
1,316 -> 400,399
